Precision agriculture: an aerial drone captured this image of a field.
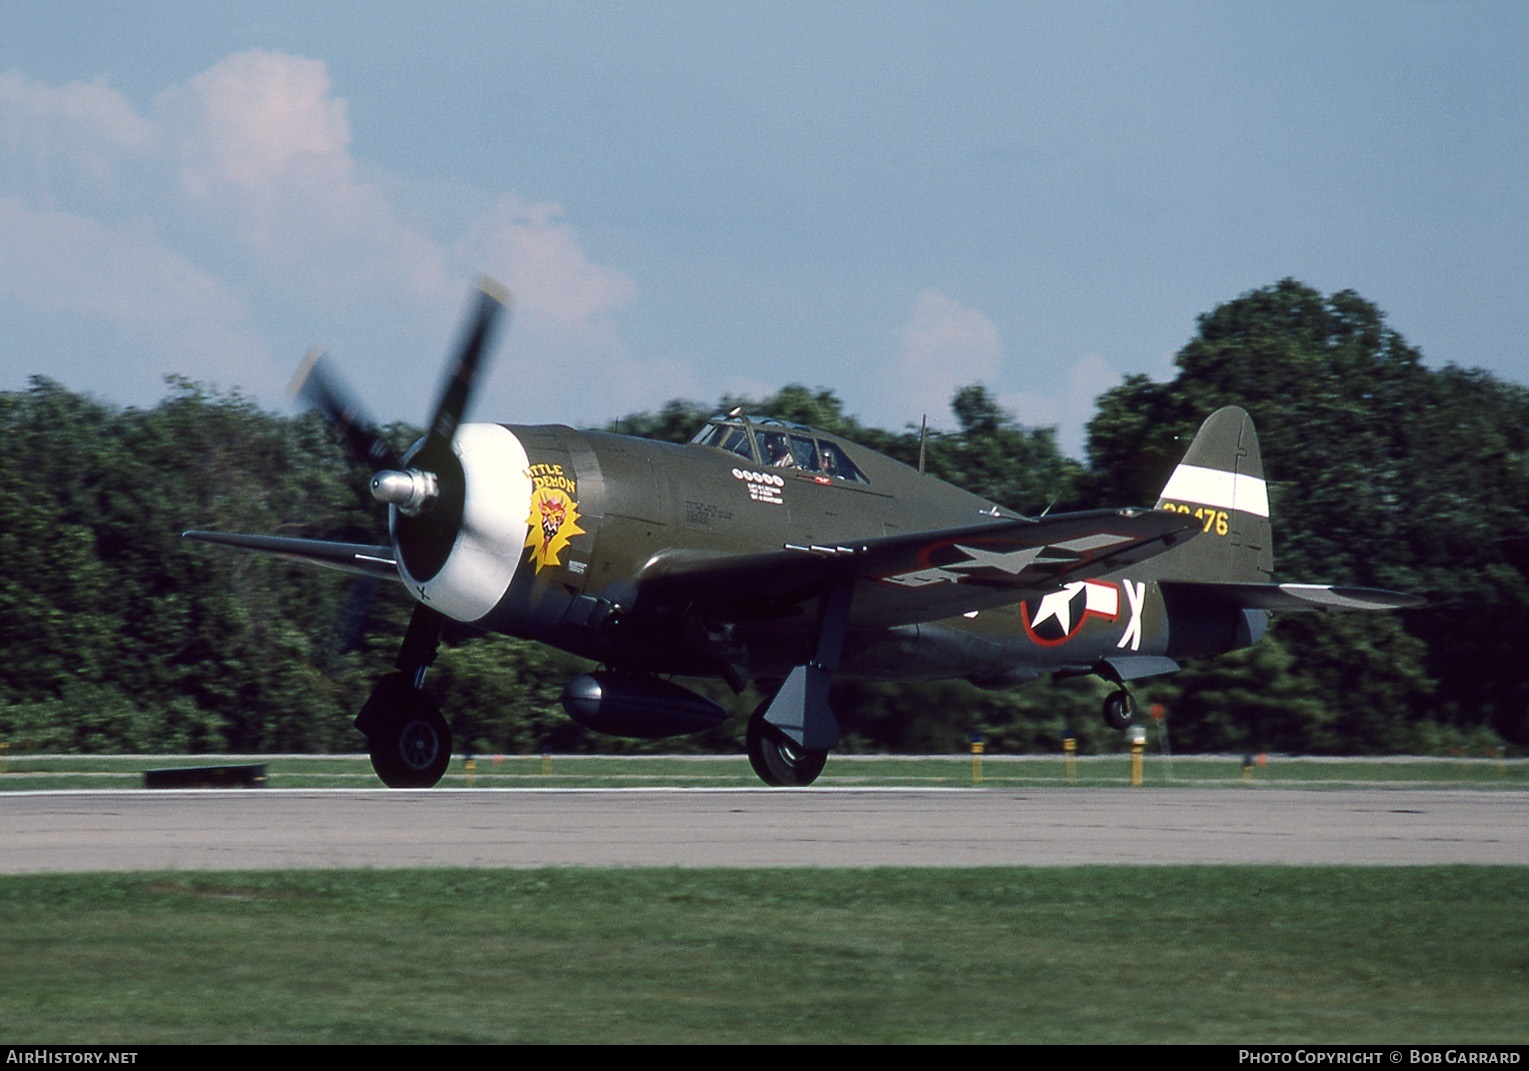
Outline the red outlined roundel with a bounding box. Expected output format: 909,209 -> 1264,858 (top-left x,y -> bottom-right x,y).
1020,580 -> 1121,646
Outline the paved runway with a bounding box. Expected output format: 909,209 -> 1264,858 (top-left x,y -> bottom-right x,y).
3,787 -> 1526,872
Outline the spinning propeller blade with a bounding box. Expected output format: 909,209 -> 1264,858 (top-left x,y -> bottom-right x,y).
290,348 -> 401,472
423,278 -> 510,454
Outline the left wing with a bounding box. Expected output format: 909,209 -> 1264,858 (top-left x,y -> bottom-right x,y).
182,530 -> 398,580
636,508 -> 1198,628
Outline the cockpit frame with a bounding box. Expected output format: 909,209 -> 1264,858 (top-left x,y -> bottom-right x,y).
689,413 -> 869,483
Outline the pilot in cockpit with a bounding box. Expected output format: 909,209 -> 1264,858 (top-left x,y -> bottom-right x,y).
820,446 -> 839,477
762,432 -> 796,468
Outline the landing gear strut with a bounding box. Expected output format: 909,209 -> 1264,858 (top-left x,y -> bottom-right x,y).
357,672 -> 452,788
747,702 -> 828,787
1102,689 -> 1137,732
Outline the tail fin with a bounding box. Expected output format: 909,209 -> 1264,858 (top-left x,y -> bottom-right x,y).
1154,406 -> 1273,584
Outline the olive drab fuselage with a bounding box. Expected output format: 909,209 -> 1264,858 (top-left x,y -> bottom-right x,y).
458,416 -> 1258,691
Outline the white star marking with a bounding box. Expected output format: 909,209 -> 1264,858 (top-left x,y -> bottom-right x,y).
946,544 -> 1071,575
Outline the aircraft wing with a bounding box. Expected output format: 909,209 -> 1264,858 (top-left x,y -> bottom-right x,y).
1160,580 -> 1425,612
636,508 -> 1198,628
182,530 -> 399,580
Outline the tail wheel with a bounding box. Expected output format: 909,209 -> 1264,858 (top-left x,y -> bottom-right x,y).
1102,689 -> 1137,732
746,705 -> 827,787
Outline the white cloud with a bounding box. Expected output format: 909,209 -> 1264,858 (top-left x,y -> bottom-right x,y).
450,194 -> 675,424
456,195 -> 637,353
880,290 -> 1128,457
0,49 -> 650,417
0,69 -> 155,206
155,50 -> 349,196
999,353 -> 1124,457
0,70 -> 152,148
891,289 -> 1002,419
0,197 -> 272,392
152,50 -> 450,305
0,199 -> 234,323
1065,353 -> 1120,415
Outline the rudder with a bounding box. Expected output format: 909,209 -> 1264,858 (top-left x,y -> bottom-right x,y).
1154,406 -> 1273,583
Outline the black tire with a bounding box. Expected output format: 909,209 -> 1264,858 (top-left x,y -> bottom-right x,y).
746,707 -> 827,787
1102,689 -> 1136,732
359,675 -> 452,788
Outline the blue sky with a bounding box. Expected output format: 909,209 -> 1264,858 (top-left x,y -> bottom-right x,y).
2,1 -> 1524,456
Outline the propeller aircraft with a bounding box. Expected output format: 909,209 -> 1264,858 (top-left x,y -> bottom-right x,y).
185,281 -> 1423,787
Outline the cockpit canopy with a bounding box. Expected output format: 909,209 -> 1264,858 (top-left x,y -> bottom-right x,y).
689,413 -> 869,483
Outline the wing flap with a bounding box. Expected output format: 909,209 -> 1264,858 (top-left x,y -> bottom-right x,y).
182,530 -> 398,580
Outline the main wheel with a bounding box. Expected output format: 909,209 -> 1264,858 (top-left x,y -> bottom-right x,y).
358,674 -> 452,788
1102,689 -> 1137,732
746,707 -> 827,787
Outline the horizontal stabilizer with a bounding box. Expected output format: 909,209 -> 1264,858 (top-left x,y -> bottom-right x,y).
182,530 -> 398,580
1161,580 -> 1424,612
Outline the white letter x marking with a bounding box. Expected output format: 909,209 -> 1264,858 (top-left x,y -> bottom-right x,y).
1117,579 -> 1146,651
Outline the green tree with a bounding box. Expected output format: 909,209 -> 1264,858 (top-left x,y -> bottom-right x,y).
1087,280 -> 1529,748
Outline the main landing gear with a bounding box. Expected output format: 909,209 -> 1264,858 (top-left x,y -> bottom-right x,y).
744,574 -> 851,787
746,701 -> 828,787
355,605 -> 452,788
356,672 -> 453,788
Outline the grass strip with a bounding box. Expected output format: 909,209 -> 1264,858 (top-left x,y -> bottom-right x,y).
2,866 -> 1525,1043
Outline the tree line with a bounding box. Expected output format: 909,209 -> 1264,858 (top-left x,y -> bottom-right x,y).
2,279 -> 1524,755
